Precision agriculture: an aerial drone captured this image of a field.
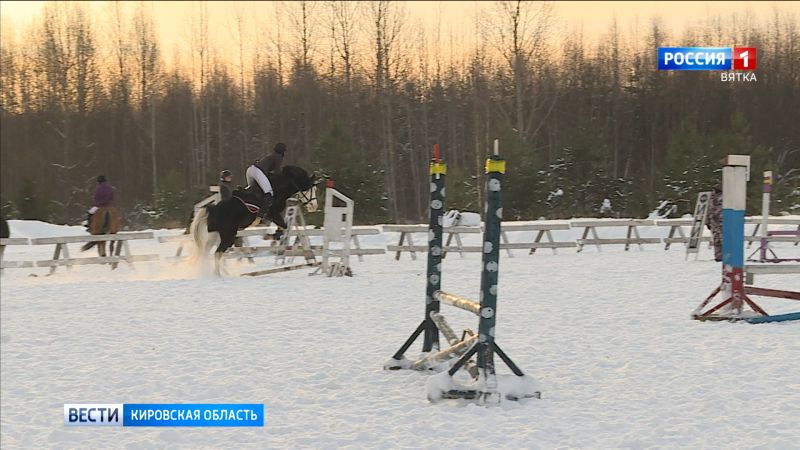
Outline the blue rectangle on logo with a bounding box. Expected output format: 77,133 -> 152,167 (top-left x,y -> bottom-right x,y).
658,47 -> 731,70
123,404 -> 264,427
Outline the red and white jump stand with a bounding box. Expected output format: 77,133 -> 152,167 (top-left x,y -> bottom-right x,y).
693,155 -> 800,323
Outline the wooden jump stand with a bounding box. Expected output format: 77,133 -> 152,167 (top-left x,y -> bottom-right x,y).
311,181 -> 354,277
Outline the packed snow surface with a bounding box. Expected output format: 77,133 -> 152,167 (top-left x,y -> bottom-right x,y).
2,220 -> 799,448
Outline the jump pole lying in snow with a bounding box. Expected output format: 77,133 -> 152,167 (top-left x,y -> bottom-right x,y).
385,142 -> 540,403
692,155 -> 799,322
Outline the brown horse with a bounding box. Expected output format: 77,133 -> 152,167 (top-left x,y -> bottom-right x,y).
81,206 -> 122,257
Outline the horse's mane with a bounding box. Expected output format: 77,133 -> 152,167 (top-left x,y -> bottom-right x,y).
275,166 -> 314,192
236,165 -> 313,201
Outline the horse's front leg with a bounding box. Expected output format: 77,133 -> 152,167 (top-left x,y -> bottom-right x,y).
214,251 -> 224,277
267,205 -> 288,241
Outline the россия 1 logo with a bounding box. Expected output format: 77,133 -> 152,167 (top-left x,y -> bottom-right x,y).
658,47 -> 757,82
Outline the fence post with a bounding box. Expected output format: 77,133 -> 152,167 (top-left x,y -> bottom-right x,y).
759,171 -> 771,261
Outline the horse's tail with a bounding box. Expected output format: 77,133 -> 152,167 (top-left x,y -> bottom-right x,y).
100,210 -> 111,234
81,241 -> 97,251
188,206 -> 211,263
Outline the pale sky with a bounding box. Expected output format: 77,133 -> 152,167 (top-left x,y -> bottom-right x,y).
1,1 -> 794,69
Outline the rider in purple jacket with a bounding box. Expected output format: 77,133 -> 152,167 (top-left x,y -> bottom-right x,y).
87,175 -> 114,228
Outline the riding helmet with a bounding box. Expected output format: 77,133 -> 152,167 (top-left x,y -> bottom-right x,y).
274,142 -> 287,155
97,175 -> 107,183
220,170 -> 232,179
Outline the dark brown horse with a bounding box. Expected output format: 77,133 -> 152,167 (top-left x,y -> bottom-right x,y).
81,206 -> 121,257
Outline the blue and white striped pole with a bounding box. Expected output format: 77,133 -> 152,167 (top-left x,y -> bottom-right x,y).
720,155 -> 750,314
693,154 -> 757,320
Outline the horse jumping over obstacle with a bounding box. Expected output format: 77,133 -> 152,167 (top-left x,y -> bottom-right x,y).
189,165 -> 318,275
384,142 -> 540,404
693,155 -> 800,322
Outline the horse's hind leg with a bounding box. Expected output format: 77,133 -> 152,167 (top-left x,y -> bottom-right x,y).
110,241 -> 121,269
214,226 -> 237,276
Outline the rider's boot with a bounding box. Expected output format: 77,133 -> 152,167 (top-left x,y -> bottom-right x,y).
259,192 -> 273,221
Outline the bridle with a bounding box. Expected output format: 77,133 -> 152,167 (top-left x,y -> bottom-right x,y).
290,178 -> 318,207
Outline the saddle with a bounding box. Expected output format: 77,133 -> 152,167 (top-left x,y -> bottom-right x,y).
233,185 -> 264,215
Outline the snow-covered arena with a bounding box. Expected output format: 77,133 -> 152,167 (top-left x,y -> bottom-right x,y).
2,220 -> 798,448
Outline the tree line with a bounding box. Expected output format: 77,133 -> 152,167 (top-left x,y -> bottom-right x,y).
1,1 -> 798,228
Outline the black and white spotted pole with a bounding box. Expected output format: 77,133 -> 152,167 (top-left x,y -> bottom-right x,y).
388,144 -> 445,363
476,141 -> 504,375
445,140 -> 525,385
424,144 -> 446,352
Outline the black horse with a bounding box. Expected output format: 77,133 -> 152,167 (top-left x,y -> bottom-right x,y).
189,165 -> 318,272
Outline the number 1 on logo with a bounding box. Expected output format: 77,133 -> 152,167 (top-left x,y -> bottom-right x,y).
733,47 -> 757,70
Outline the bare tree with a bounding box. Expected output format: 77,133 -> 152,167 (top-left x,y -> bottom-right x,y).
107,2 -> 133,189
329,0 -> 358,92
188,2 -> 210,187
36,2 -> 100,215
229,3 -> 251,170
283,0 -> 317,72
0,22 -> 19,114
132,2 -> 161,199
369,0 -> 405,221
483,0 -> 554,144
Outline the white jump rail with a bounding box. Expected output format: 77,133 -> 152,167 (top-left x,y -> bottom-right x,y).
441,224 -> 576,255
385,222 -> 574,260
385,224 -> 511,259
503,223 -> 576,254
162,227 -> 384,261
657,216 -> 800,251
384,224 -> 480,260
227,246 -> 385,259
655,218 -> 712,250
570,219 -> 660,252
158,227 -> 278,261
746,216 -> 800,247
229,227 -> 383,261
30,232 -> 159,274
0,238 -> 34,272
745,263 -> 800,284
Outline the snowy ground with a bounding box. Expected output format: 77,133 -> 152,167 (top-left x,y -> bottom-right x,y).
1,220 -> 799,449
